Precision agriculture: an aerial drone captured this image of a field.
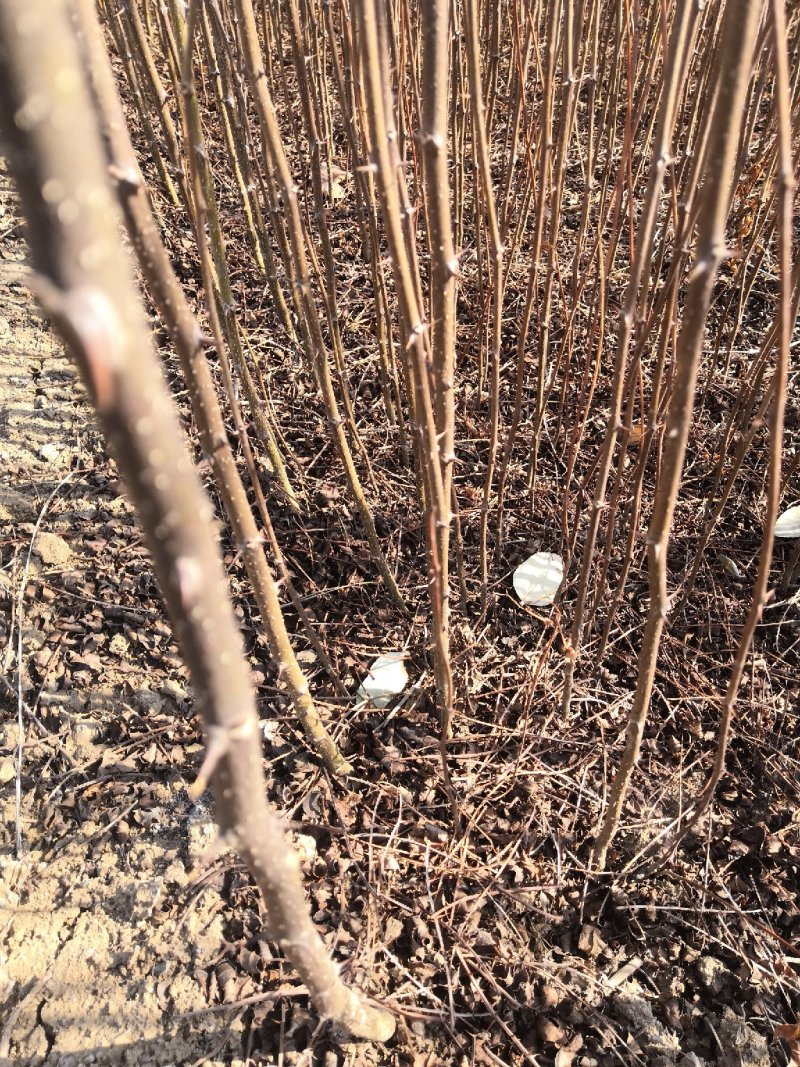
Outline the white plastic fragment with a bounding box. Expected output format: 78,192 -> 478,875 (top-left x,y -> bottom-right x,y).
512,552 -> 564,606
774,504 -> 800,539
357,653 -> 408,709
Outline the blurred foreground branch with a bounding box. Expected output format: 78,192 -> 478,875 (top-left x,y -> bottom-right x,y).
0,0 -> 393,1041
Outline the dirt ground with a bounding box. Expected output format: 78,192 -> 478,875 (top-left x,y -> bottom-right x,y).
1,148 -> 799,1066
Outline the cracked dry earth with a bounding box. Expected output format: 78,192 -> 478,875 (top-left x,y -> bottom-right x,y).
0,163 -> 243,1065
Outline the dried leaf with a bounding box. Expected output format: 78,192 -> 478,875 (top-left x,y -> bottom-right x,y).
578,923 -> 606,958
537,1015 -> 565,1043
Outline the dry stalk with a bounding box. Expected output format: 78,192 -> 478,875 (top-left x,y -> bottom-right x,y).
74,0 -> 351,774
592,0 -> 764,870
657,0 -> 794,859
562,0 -> 698,713
230,0 -> 404,610
161,0 -> 300,514
353,0 -> 458,830
463,0 -> 505,603
419,0 -> 457,602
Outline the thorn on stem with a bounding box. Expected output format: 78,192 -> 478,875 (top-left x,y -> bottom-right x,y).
31,278 -> 121,412
188,726 -> 229,800
187,716 -> 256,802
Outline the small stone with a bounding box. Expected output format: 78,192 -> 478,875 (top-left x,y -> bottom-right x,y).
294,834 -> 317,861
718,1007 -> 769,1067
106,496 -> 132,516
697,956 -> 727,995
109,633 -> 130,657
32,531 -> 75,568
136,688 -> 164,714
72,718 -> 103,747
22,627 -> 47,651
0,486 -> 38,522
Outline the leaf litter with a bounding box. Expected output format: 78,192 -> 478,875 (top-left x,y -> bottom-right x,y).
1,127 -> 799,1067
